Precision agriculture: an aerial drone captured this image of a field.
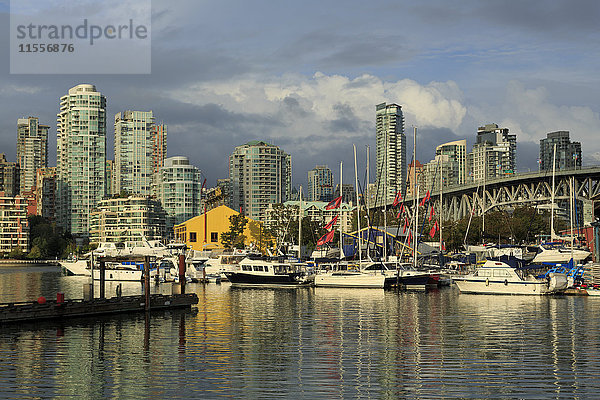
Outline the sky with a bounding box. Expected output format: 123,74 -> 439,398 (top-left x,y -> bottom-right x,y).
1,0 -> 599,188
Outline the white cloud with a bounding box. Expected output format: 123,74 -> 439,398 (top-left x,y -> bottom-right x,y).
168,72 -> 467,145
498,81 -> 600,144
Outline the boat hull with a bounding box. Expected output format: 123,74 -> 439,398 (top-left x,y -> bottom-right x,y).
314,273 -> 385,288
454,278 -> 551,295
224,272 -> 308,286
93,269 -> 142,282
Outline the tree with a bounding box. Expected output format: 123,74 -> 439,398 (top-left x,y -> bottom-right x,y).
27,215 -> 72,259
221,214 -> 248,249
9,245 -> 25,260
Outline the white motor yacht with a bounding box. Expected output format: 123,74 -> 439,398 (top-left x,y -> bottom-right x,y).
532,243 -> 591,264
314,262 -> 386,288
454,259 -> 568,295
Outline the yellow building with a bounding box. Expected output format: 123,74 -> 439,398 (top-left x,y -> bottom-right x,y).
174,205 -> 267,251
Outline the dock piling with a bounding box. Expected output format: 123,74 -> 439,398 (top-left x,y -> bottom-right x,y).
144,256 -> 151,311
99,260 -> 106,299
178,254 -> 186,294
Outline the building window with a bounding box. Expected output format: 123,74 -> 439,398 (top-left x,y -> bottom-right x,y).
189,232 -> 197,242
211,232 -> 218,242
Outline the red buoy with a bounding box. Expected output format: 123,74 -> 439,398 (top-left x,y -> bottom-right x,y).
37,296 -> 46,304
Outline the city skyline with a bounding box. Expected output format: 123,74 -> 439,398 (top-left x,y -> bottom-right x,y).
0,1 -> 599,190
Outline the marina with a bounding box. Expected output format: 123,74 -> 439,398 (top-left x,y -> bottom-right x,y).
3,264 -> 600,398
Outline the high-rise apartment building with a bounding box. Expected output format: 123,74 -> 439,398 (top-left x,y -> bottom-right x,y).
467,124 -> 516,183
89,196 -> 166,244
156,156 -> 202,230
436,139 -> 466,187
229,141 -> 292,221
152,123 -> 167,173
0,193 -> 29,253
375,103 -> 406,204
308,165 -> 334,202
335,183 -> 357,205
0,154 -> 20,197
406,160 -> 424,198
114,111 -> 166,196
17,117 -> 49,194
56,84 -> 107,236
423,154 -> 454,192
35,167 -> 56,221
539,131 -> 582,171
105,159 -> 115,197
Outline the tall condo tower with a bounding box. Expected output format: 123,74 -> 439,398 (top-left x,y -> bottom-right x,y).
229,141 -> 292,221
308,165 -> 334,202
156,156 -> 202,230
435,139 -> 467,186
56,84 -> 107,236
114,110 -> 166,196
17,117 -> 49,194
539,131 -> 582,171
467,123 -> 516,183
375,103 -> 406,204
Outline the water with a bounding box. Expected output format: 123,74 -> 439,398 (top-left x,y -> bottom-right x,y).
2,265 -> 600,398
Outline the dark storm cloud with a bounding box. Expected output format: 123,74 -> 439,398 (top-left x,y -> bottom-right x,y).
516,141 -> 541,173
411,0 -> 600,37
327,103 -> 362,133
274,30 -> 414,69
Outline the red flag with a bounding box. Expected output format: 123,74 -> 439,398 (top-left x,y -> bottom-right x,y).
430,205 -> 435,217
441,241 -> 446,251
317,230 -> 335,246
392,190 -> 402,206
400,204 -> 405,213
429,224 -> 437,238
403,218 -> 409,234
407,231 -> 412,247
325,196 -> 342,210
419,190 -> 430,207
396,211 -> 402,219
323,216 -> 338,231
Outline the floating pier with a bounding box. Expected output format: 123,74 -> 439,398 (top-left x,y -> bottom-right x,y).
0,293 -> 199,324
1,254 -> 198,324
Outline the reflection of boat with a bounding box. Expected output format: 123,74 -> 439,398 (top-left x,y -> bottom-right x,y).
454,259 -> 568,295
532,243 -> 591,264
224,257 -> 312,286
314,263 -> 386,288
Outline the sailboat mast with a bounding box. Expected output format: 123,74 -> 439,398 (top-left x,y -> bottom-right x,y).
384,128 -> 388,262
413,126 -> 418,269
339,161 -> 343,261
298,185 -> 302,259
551,143 -> 556,241
570,176 -> 574,259
366,145 -> 370,217
483,149 -> 486,235
354,145 -> 362,264
439,157 -> 443,253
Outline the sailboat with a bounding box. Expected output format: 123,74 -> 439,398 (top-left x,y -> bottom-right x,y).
314,148 -> 386,288
532,144 -> 591,264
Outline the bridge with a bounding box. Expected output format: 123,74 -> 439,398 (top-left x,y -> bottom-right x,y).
389,166 -> 600,224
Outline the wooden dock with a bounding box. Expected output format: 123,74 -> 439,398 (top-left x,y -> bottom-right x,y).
0,293 -> 199,324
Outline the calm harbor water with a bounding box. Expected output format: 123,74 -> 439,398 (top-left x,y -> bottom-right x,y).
2,265 -> 600,398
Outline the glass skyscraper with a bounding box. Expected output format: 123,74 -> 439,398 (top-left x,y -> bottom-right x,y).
114,110 -> 166,196
56,84 -> 106,237
17,116 -> 49,194
308,165 -> 333,202
375,103 -> 406,204
229,141 -> 292,221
